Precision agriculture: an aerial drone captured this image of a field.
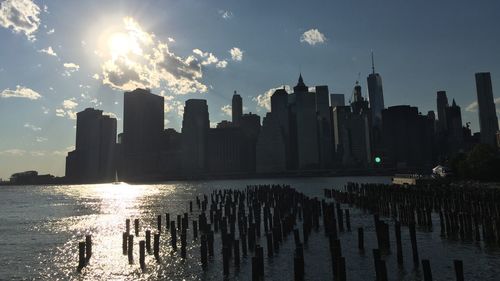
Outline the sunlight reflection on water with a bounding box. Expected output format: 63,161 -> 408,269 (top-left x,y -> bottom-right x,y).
1,177 -> 499,280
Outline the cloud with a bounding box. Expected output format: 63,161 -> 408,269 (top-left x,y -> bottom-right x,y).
62,99 -> 78,109
100,17 -> 208,95
52,146 -> 75,156
0,0 -> 41,41
216,60 -> 228,68
168,37 -> 175,43
254,85 -> 291,111
38,46 -> 57,57
466,98 -> 500,113
24,123 -> 41,131
36,137 -> 47,142
221,104 -> 232,117
0,149 -> 26,156
0,85 -> 42,100
46,28 -> 54,34
300,29 -> 327,46
230,47 -> 243,61
218,10 -> 233,20
63,63 -> 80,70
56,99 -> 78,119
192,48 -> 227,68
103,112 -> 118,119
465,101 -> 478,112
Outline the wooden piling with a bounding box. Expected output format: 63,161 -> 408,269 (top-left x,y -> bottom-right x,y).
128,235 -> 134,264
422,259 -> 433,281
454,260 -> 464,281
139,240 -> 146,271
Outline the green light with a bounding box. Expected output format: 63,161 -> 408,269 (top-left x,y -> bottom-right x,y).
375,157 -> 381,164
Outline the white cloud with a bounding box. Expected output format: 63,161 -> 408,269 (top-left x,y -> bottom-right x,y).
36,137 -> 48,142
52,146 -> 75,156
103,112 -> 118,119
221,104 -> 232,117
193,48 -> 225,67
0,85 -> 41,100
466,98 -> 500,113
0,0 -> 41,41
218,10 -> 233,20
56,99 -> 78,120
63,63 -> 80,70
62,99 -> 78,109
300,29 -> 327,46
216,60 -> 228,68
0,149 -> 26,156
465,101 -> 478,112
254,85 -> 291,111
46,28 -> 54,35
92,74 -> 100,80
230,47 -> 243,61
38,46 -> 57,57
100,17 -> 208,95
168,37 -> 175,43
42,106 -> 49,114
24,123 -> 41,131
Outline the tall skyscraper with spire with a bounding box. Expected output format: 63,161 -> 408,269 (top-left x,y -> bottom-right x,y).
367,53 -> 385,128
232,91 -> 242,126
475,72 -> 499,146
436,91 -> 449,132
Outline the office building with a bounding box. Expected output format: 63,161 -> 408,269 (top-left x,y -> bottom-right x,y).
122,88 -> 164,179
367,53 -> 385,128
181,99 -> 210,175
475,72 -> 499,146
232,91 -> 243,125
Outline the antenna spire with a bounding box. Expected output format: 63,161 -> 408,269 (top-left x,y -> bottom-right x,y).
371,51 -> 375,74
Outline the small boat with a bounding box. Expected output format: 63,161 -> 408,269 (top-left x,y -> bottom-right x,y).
112,171 -> 121,185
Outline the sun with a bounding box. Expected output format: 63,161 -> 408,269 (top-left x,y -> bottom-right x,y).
108,32 -> 133,58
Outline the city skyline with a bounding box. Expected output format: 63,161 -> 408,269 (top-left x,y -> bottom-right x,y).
1,0 -> 500,179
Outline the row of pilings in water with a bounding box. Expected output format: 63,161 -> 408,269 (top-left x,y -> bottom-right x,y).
73,182 -> 499,280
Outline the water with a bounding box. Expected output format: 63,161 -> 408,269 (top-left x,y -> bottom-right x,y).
0,177 -> 499,280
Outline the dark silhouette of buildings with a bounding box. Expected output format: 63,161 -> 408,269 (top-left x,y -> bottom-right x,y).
64,69 -> 496,182
232,91 -> 243,125
182,99 -> 209,175
382,106 -> 434,169
367,53 -> 385,128
475,72 -> 499,146
66,108 -> 117,182
121,89 -> 164,180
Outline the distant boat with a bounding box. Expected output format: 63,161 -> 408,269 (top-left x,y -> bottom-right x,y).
112,171 -> 121,185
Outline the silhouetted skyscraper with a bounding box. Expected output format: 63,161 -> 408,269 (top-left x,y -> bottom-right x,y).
367,53 -> 385,127
256,112 -> 287,173
445,99 -> 464,153
475,72 -> 499,146
122,88 -> 164,179
182,99 -> 209,175
66,108 -> 117,182
382,106 -> 433,169
270,88 -> 292,169
316,85 -> 333,168
232,91 -> 242,125
436,91 -> 449,132
293,74 -> 319,169
330,94 -> 345,107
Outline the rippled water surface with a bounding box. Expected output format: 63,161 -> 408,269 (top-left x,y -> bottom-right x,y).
1,177 -> 499,280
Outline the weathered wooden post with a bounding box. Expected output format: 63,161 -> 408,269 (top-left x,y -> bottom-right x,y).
78,241 -> 86,271
122,232 -> 128,255
234,239 -> 240,267
193,220 -> 198,239
126,219 -> 130,234
358,227 -> 364,250
409,223 -> 419,266
128,234 -> 134,264
153,233 -> 160,262
395,221 -> 403,266
422,259 -> 433,281
85,235 -> 92,262
139,240 -> 146,271
454,260 -> 464,281
145,230 -> 151,254
134,219 -> 139,236
201,235 -> 208,269
171,221 -> 177,250
157,215 -> 162,233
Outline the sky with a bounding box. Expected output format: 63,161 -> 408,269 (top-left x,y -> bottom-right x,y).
0,0 -> 499,179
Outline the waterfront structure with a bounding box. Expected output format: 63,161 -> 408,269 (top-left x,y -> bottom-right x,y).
475,72 -> 499,146
181,99 -> 210,175
122,89 -> 164,179
232,91 -> 243,125
66,108 -> 117,182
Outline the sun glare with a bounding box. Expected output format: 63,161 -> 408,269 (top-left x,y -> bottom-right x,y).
108,32 -> 133,58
